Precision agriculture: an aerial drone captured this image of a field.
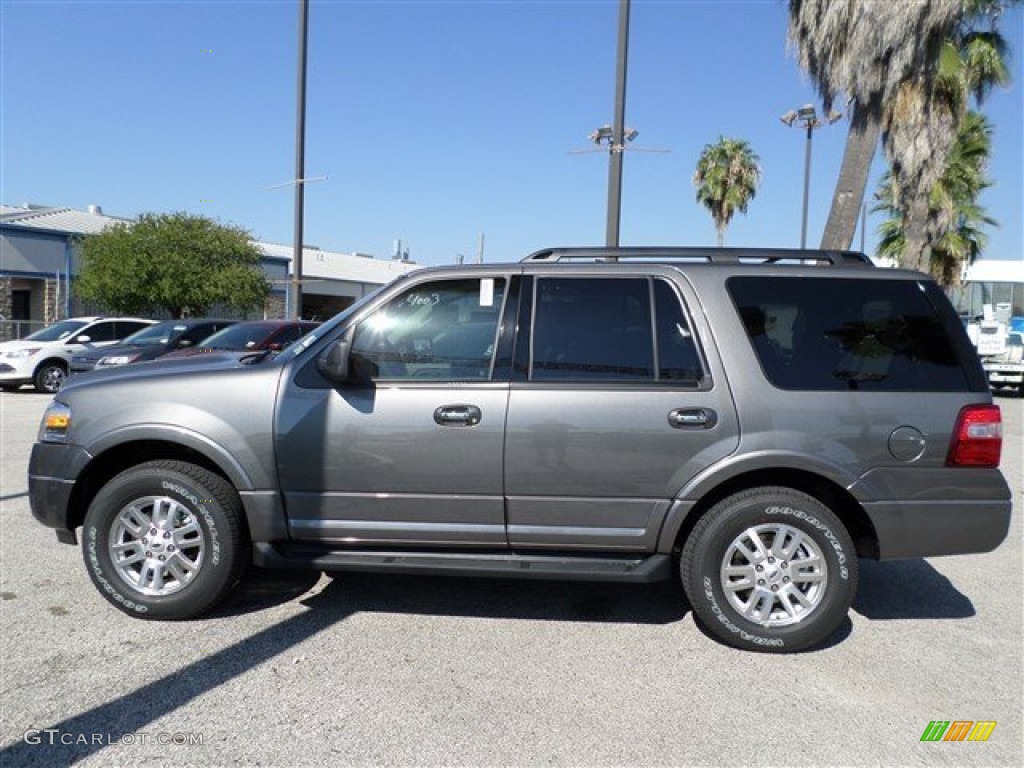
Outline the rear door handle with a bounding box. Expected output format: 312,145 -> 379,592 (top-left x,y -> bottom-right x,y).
434,405 -> 482,427
668,408 -> 717,430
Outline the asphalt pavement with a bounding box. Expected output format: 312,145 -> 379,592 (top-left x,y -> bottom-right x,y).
0,390 -> 1021,767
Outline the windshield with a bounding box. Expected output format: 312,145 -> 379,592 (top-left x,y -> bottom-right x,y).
277,286 -> 387,362
198,323 -> 281,350
25,319 -> 90,342
120,321 -> 185,346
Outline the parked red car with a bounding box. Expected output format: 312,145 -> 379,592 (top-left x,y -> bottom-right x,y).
159,320 -> 319,359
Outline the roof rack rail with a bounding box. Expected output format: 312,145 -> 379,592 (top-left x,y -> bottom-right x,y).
522,247 -> 874,267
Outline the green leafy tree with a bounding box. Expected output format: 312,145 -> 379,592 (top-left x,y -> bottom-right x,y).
76,212 -> 270,317
787,0 -> 1014,268
692,137 -> 761,247
875,110 -> 996,286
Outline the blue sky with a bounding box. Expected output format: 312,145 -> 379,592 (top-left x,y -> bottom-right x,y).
2,0 -> 1021,267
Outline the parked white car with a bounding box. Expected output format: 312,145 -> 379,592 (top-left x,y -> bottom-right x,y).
0,316 -> 154,393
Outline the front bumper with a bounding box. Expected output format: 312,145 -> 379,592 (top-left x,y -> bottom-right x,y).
0,360 -> 33,383
28,441 -> 93,543
984,366 -> 1024,385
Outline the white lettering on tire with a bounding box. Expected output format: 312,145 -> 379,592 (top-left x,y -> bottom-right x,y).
86,526 -> 148,614
161,480 -> 221,565
764,505 -> 849,580
702,576 -> 784,648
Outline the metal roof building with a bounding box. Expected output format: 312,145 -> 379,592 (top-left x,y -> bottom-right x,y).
0,203 -> 417,338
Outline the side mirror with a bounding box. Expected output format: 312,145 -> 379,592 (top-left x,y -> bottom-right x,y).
317,338 -> 351,382
177,339 -> 194,348
75,335 -> 92,344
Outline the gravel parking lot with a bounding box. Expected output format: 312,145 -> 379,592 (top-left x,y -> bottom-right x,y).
1,390 -> 1021,767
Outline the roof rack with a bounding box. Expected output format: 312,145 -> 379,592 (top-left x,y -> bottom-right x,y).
522,247 -> 874,267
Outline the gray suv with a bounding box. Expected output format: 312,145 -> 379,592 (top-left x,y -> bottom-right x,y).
28,248 -> 1011,652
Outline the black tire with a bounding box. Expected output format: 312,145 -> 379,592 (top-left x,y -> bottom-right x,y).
33,361 -> 67,394
681,487 -> 857,653
82,460 -> 248,619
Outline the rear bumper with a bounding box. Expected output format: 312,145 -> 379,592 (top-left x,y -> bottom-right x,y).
864,499 -> 1012,559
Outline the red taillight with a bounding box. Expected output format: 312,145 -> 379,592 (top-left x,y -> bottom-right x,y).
947,404 -> 1003,467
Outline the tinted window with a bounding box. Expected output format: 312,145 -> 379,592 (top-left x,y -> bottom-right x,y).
81,322 -> 119,343
655,280 -> 702,382
200,323 -> 277,350
351,278 -> 506,380
728,277 -> 970,391
270,325 -> 307,349
116,321 -> 152,339
532,278 -> 653,381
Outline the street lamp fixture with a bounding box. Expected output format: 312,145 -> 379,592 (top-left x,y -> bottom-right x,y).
780,103 -> 842,248
588,124 -> 639,152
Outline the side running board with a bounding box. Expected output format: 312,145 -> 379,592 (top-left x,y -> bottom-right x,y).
253,543 -> 673,583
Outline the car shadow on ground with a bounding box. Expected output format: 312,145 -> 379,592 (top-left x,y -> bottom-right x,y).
217,567 -> 689,626
0,573 -> 688,767
0,584 -> 357,767
852,558 -> 975,620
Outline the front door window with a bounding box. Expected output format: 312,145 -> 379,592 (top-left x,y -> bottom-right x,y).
350,278 -> 507,381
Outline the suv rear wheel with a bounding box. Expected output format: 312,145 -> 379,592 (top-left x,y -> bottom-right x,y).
681,487 -> 857,653
82,460 -> 248,619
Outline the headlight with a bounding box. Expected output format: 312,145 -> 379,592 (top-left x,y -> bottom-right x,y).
97,354 -> 140,367
38,402 -> 72,444
6,348 -> 41,359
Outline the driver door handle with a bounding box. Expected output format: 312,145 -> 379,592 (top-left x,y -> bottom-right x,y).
434,405 -> 482,427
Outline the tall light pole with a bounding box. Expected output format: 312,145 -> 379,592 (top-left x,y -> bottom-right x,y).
291,0 -> 309,320
606,0 -> 631,249
780,104 -> 841,249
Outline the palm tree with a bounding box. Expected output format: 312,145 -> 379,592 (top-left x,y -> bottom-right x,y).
887,0 -> 1011,269
875,111 -> 996,286
788,0 -> 961,254
787,0 -> 1013,267
692,137 -> 761,247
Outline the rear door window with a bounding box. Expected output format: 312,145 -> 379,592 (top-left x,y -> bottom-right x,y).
528,277 -> 704,384
727,277 -> 970,391
531,278 -> 653,381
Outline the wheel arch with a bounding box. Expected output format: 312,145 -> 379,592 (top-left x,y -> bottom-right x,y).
68,438 -> 251,533
662,467 -> 880,560
33,356 -> 69,375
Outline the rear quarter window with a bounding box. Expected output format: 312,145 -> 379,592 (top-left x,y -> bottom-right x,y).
727,277 -> 971,392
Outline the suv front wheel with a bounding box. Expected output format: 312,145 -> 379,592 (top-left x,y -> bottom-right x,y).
681,487 -> 857,653
34,361 -> 67,394
82,460 -> 248,619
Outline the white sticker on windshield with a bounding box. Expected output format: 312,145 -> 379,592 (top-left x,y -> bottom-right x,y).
479,278 -> 495,307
